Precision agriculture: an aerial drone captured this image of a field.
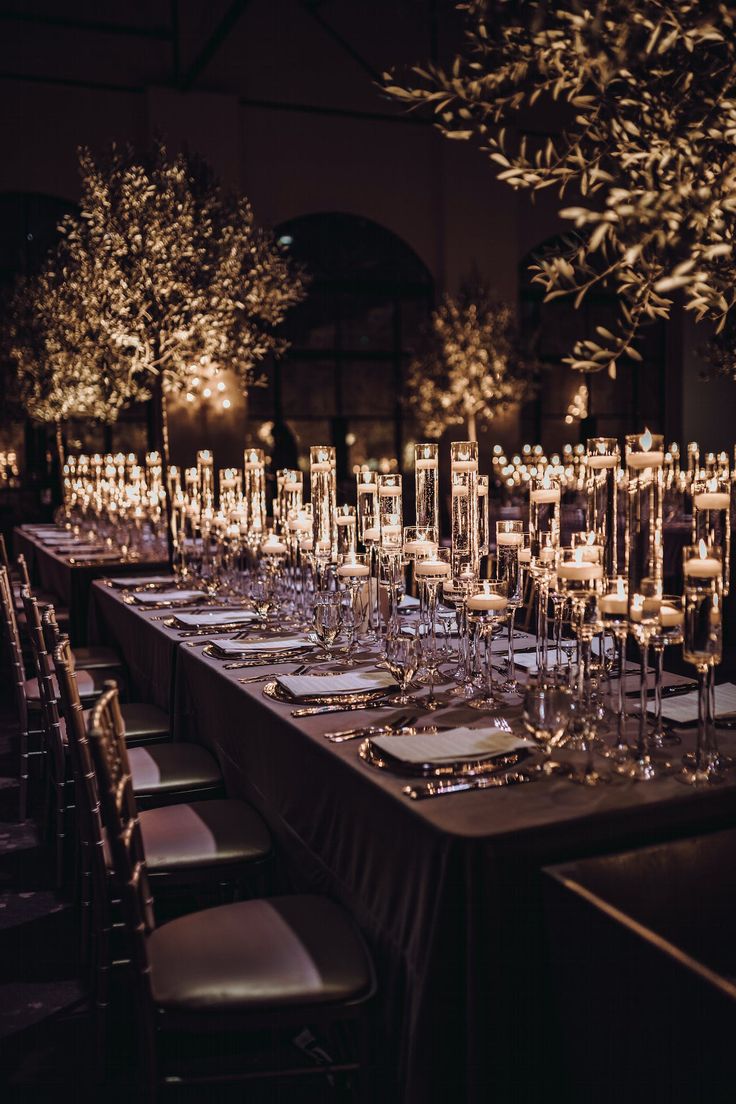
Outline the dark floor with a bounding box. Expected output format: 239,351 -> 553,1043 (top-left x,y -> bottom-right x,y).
0,709 -> 360,1104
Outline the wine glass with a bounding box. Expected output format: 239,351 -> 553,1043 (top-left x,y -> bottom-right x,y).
523,677 -> 572,773
384,632 -> 420,706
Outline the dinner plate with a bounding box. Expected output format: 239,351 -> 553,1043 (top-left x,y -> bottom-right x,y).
359,738 -> 531,778
262,679 -> 392,706
203,642 -> 313,662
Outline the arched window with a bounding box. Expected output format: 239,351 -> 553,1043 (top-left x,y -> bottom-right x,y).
247,212 -> 434,479
519,236 -> 668,448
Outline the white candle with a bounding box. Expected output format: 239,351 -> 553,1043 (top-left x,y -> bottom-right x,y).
316,539 -> 332,552
381,524 -> 402,539
301,538 -> 314,552
556,562 -> 603,581
693,492 -> 730,510
599,593 -> 628,615
336,516 -> 356,526
538,547 -> 556,564
363,526 -> 380,542
467,593 -> 507,611
586,455 -> 618,469
659,604 -> 684,627
336,562 -> 370,578
530,488 -> 560,503
403,539 -> 438,556
496,532 -> 522,547
415,458 -> 438,470
311,462 -> 332,473
414,559 -> 451,577
358,483 -> 376,494
478,484 -> 488,497
627,451 -> 664,469
245,461 -> 263,470
451,460 -> 478,472
518,548 -> 532,564
451,485 -> 469,497
684,556 -> 721,578
284,480 -> 302,493
261,539 -> 287,555
379,486 -> 400,497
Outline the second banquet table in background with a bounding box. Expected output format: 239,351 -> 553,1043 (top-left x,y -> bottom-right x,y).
87,579 -> 736,1104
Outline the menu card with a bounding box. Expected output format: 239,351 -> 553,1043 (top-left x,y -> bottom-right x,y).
371,726 -> 534,764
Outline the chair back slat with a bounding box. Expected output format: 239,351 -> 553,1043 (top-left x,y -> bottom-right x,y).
0,533 -> 11,577
0,565 -> 29,733
21,592 -> 65,781
16,554 -> 31,593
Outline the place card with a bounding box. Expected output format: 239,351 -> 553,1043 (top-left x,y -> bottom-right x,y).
278,669 -> 395,698
371,726 -> 534,765
657,682 -> 736,724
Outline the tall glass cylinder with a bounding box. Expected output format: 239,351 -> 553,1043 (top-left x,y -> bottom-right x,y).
529,477 -> 560,559
586,437 -> 620,577
336,504 -> 357,558
218,467 -> 241,512
281,469 -> 303,532
378,473 -> 403,552
681,543 -> 724,785
496,519 -> 523,691
310,446 -> 337,560
244,448 -> 266,538
356,469 -> 379,547
478,475 -> 490,559
450,441 -> 479,581
414,443 -> 439,533
692,476 -> 730,596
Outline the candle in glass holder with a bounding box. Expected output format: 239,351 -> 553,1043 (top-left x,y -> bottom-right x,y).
356,469 -> 379,548
310,446 -> 337,560
692,477 -> 730,595
586,437 -> 620,577
625,429 -> 664,615
378,473 -> 403,551
529,476 -> 560,558
450,441 -> 479,580
336,505 -> 357,558
244,448 -> 266,535
415,443 -> 439,532
478,475 -> 489,557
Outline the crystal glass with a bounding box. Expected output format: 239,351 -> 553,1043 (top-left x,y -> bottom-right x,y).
680,543 -> 724,785
244,448 -> 266,537
413,548 -> 452,708
336,504 -> 357,559
495,520 -> 523,693
313,590 -> 343,650
529,476 -> 560,558
586,437 -> 620,578
384,632 -> 420,706
598,576 -> 630,766
378,473 -> 403,552
478,475 -> 490,559
523,677 -> 572,772
450,441 -> 479,580
466,581 -> 509,710
414,443 -> 439,532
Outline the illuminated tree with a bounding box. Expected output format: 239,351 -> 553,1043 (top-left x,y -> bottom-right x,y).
406,284 -> 535,441
386,1 -> 736,379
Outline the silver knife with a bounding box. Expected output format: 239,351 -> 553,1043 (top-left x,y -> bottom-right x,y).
403,770 -> 534,800
292,700 -> 392,718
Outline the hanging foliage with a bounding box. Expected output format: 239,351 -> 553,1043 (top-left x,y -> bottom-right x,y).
385,1 -> 736,377
406,283 -> 536,440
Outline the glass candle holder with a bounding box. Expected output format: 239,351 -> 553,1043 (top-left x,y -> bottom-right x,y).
450,441 -> 479,581
414,443 -> 439,533
478,475 -> 490,559
356,469 -> 379,547
496,520 -> 523,693
586,436 -> 620,578
681,542 -> 724,785
244,448 -> 266,537
598,576 -> 630,765
310,446 -> 337,563
692,476 -> 730,597
336,504 -> 357,559
649,595 -> 685,750
197,449 -> 215,510
466,581 -> 509,711
336,552 -> 371,659
413,547 -> 452,709
529,477 -> 560,559
378,473 -> 403,552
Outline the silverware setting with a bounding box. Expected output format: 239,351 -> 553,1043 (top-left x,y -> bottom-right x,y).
292,699 -> 395,718
325,713 -> 416,743
402,769 -> 535,800
239,663 -> 311,684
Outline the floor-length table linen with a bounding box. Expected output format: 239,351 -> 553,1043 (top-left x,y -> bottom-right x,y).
87,581 -> 736,1103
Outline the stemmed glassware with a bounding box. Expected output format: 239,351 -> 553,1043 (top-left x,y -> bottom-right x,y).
679,542 -> 725,785
649,595 -> 685,749
523,677 -> 572,774
413,548 -> 452,709
495,520 -> 523,693
627,580 -> 664,780
598,576 -> 631,766
312,591 -> 344,652
529,532 -> 557,674
336,553 -> 371,662
384,633 -> 420,706
466,581 -> 509,711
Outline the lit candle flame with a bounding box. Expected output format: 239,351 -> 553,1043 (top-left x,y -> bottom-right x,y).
698,538 -> 708,559
616,577 -> 626,599
639,428 -> 653,451
573,546 -> 584,565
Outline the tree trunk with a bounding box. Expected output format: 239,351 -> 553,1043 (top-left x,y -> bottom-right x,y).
466,410 -> 477,443
151,375 -> 175,567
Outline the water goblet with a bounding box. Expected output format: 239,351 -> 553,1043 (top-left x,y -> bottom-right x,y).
313,591 -> 344,652
523,677 -> 572,774
384,632 -> 420,706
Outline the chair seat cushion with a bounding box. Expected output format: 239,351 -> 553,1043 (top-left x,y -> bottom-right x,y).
139,799 -> 271,875
148,895 -> 373,1013
120,702 -> 170,744
71,645 -> 123,670
129,743 -> 222,796
25,668 -> 105,705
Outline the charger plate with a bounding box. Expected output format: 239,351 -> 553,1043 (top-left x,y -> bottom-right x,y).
359,738 -> 531,779
263,679 -> 391,707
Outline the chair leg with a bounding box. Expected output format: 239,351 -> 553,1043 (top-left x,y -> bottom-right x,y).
17,726 -> 28,822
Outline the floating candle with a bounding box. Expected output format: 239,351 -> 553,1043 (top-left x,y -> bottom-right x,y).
599,593 -> 628,615
496,532 -> 523,547
518,548 -> 532,564
316,539 -> 332,552
627,451 -> 664,469
586,454 -> 618,469
301,538 -> 314,551
358,483 -> 377,494
403,539 -> 438,556
659,604 -> 684,627
415,458 -> 438,470
336,516 -> 356,526
451,485 -> 469,496
684,556 -> 721,578
379,486 -> 400,497
693,492 -> 730,510
556,562 -> 603,581
284,480 -> 302,493
467,592 -> 507,611
310,461 -> 332,473
261,539 -> 287,555
337,562 -> 370,577
381,524 -> 402,539
414,559 -> 451,577
451,460 -> 478,472
530,488 -> 560,504
363,526 -> 380,542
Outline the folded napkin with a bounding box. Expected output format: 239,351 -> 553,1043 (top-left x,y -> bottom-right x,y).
134,588 -> 201,604
657,682 -> 736,724
371,726 -> 534,765
211,636 -> 306,654
175,610 -> 257,628
278,669 -> 395,699
513,647 -> 571,671
109,575 -> 175,588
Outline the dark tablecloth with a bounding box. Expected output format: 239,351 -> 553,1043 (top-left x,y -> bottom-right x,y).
87,582 -> 736,1103
14,526 -> 167,644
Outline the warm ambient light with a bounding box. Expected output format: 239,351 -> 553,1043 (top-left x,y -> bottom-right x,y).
203,387 -> 212,398
640,427 -> 653,451
222,399 -> 231,409
699,538 -> 708,559
217,381 -> 226,392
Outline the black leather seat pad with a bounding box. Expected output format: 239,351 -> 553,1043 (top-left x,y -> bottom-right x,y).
129,743 -> 222,796
139,799 -> 271,874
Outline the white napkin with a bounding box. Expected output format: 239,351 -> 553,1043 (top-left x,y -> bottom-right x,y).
175,610 -> 257,627
212,636 -> 307,654
657,682 -> 736,724
134,589 -> 201,604
109,575 -> 175,588
371,726 -> 534,764
278,669 -> 395,698
513,647 -> 572,671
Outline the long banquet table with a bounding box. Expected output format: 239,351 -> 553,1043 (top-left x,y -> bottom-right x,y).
14,525 -> 167,644
88,580 -> 736,1103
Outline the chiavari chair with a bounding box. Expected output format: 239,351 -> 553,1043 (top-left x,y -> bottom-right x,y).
0,565 -> 31,819
88,684 -> 374,1100
11,543 -> 71,632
